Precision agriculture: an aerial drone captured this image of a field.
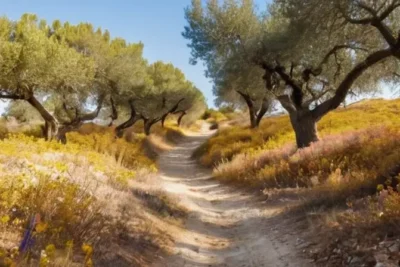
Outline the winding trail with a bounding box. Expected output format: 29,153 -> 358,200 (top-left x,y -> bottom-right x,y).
154,126 -> 309,267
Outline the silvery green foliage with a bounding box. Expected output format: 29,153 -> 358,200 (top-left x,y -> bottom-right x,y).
183,0 -> 270,110
0,14 -> 206,134
184,0 -> 400,111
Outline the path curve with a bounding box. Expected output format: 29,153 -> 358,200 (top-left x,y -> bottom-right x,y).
154,125 -> 309,267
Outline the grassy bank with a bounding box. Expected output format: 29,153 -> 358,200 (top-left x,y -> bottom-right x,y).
195,98 -> 400,265
196,99 -> 400,187
0,121 -> 187,266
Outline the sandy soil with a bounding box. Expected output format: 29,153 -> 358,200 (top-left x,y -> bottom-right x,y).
153,124 -> 311,267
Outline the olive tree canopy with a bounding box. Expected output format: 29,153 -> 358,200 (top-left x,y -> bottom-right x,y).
184,0 -> 400,147
183,0 -> 273,128
256,0 -> 400,147
0,14 -> 207,140
0,14 -> 95,140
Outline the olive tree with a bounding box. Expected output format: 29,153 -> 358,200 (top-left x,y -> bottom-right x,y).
51,22 -> 116,142
184,0 -> 400,147
255,0 -> 400,147
183,0 -> 274,128
114,61 -> 205,136
107,40 -> 150,137
176,88 -> 206,127
139,62 -> 200,135
0,15 -> 95,141
111,51 -> 153,137
0,14 -> 206,141
162,86 -> 206,127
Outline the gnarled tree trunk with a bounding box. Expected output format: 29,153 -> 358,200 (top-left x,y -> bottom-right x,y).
27,95 -> 59,141
56,123 -> 84,144
271,48 -> 395,149
115,101 -> 141,138
115,116 -> 141,138
289,111 -> 319,148
255,98 -> 271,127
162,98 -> 185,128
248,105 -> 257,128
237,91 -> 258,128
143,118 -> 155,136
56,126 -> 71,144
141,98 -> 186,135
277,96 -> 319,148
161,113 -> 168,128
56,94 -> 105,143
108,96 -> 118,127
237,91 -> 271,128
177,111 -> 186,127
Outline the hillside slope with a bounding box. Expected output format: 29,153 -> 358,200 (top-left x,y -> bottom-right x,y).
0,125 -> 187,266
192,98 -> 400,266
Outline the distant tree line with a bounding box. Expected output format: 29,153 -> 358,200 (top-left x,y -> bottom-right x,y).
0,14 -> 206,142
184,0 -> 400,148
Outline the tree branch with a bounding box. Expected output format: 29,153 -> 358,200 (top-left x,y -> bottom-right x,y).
357,1 -> 400,22
370,19 -> 397,47
0,93 -> 25,100
178,111 -> 186,125
303,85 -> 334,108
168,98 -> 185,114
304,83 -> 318,103
290,62 -> 295,78
356,1 -> 378,16
109,96 -> 118,126
61,94 -> 105,131
378,2 -> 400,21
172,109 -> 188,114
274,65 -> 303,108
302,45 -> 369,82
277,95 -> 296,114
154,97 -> 186,127
337,8 -> 373,25
256,97 -> 271,125
236,90 -> 254,109
262,68 -> 274,91
312,48 -> 393,121
115,100 -> 143,138
339,1 -> 399,47
62,100 -> 78,122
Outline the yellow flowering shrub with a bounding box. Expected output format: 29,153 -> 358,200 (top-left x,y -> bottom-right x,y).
0,169 -> 102,266
67,132 -> 156,171
0,130 -> 158,265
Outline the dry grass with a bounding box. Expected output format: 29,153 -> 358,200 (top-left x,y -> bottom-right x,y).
275,185 -> 400,266
192,99 -> 400,266
0,125 -> 185,266
196,98 -> 400,168
214,126 -> 400,190
206,99 -> 400,215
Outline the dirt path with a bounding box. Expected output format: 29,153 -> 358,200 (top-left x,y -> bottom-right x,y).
154,126 -> 310,267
